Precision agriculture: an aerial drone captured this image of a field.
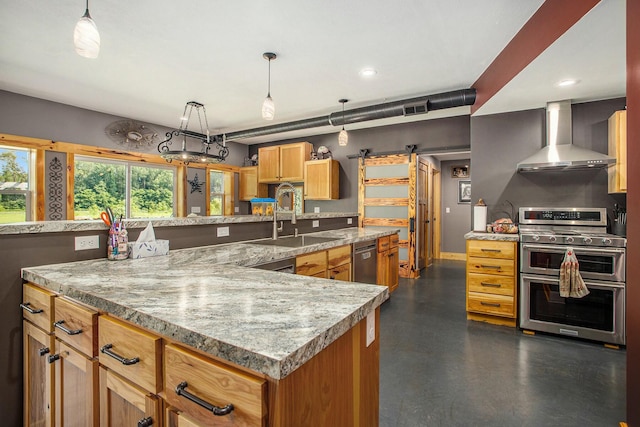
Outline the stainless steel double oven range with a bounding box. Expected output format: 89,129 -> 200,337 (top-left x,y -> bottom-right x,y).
519,207 -> 626,345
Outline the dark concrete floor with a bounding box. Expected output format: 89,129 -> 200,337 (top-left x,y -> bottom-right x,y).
379,260 -> 626,427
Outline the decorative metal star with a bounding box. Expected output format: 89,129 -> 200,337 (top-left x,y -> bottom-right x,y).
188,173 -> 204,193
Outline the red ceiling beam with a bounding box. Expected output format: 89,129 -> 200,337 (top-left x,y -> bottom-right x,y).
471,0 -> 601,114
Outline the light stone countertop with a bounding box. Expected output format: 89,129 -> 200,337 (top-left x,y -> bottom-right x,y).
22,227 -> 391,380
0,212 -> 357,235
464,231 -> 520,242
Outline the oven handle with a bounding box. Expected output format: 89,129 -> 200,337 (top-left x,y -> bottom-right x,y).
521,243 -> 626,254
520,274 -> 625,289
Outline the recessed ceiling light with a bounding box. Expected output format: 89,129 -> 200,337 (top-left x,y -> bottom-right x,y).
557,79 -> 578,87
359,68 -> 377,78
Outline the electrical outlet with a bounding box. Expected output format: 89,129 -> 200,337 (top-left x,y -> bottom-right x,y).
191,206 -> 201,214
446,207 -> 451,213
312,220 -> 319,228
217,226 -> 230,237
366,311 -> 375,347
347,218 -> 353,225
234,206 -> 239,213
75,235 -> 99,251
314,207 -> 320,213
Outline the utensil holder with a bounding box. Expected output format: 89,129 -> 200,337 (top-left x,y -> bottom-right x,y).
612,222 -> 626,237
108,228 -> 128,260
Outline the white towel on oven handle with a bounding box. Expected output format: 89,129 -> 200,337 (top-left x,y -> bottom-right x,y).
559,247 -> 589,298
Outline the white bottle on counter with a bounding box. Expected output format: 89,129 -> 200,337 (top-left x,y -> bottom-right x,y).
473,199 -> 488,232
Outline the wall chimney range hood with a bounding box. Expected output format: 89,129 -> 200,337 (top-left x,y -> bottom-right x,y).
516,100 -> 615,172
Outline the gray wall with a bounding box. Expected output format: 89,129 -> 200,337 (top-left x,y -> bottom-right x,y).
0,90 -> 248,166
470,98 -> 626,225
249,115 -> 472,213
441,159 -> 472,253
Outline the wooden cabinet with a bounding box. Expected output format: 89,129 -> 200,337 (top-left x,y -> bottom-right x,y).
23,320 -> 55,427
258,142 -> 312,183
164,344 -> 267,426
239,166 -> 268,201
377,234 -> 399,293
608,110 -> 627,193
304,159 -> 339,200
297,245 -> 352,281
99,367 -> 161,427
466,239 -> 518,327
47,296 -> 100,426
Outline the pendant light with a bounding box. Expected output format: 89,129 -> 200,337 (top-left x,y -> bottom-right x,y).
338,99 -> 349,146
261,52 -> 277,120
74,0 -> 100,59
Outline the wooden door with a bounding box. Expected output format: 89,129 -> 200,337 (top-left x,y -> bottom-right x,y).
432,168 -> 441,260
417,159 -> 428,270
24,321 -> 55,427
52,339 -> 99,427
258,146 -> 280,182
359,153 -> 418,278
99,367 -> 161,427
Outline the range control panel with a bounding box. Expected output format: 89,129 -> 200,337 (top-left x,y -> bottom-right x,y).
519,207 -> 607,226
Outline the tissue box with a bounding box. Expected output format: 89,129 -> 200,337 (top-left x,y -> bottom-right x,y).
128,240 -> 169,259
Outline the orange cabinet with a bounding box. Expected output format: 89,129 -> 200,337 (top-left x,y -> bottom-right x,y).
376,234 -> 399,293
239,166 -> 268,201
258,142 -> 312,183
304,159 -> 340,200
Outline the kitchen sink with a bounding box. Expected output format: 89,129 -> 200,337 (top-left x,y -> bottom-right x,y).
246,235 -> 339,248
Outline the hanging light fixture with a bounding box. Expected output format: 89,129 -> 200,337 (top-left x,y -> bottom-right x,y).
261,52 -> 277,120
157,101 -> 229,165
73,0 -> 100,59
338,99 -> 349,146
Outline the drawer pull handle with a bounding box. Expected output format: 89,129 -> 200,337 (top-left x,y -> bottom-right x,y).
54,320 -> 83,335
101,344 -> 140,366
39,347 -> 50,356
480,265 -> 501,270
137,416 -> 153,427
481,248 -> 502,253
481,282 -> 502,288
175,381 -> 234,416
480,302 -> 501,308
20,302 -> 43,314
48,354 -> 60,364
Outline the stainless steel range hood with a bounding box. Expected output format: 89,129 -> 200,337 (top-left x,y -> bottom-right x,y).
517,100 -> 615,172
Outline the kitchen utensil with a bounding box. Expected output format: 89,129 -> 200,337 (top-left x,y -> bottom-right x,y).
100,212 -> 112,227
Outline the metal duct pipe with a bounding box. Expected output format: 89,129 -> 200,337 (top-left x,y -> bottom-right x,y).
224,88 -> 476,140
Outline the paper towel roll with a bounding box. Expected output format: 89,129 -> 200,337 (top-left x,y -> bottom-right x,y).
474,205 -> 488,231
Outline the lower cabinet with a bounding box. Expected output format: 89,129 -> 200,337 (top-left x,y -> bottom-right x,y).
377,234 -> 399,293
99,367 -> 162,427
51,339 -> 100,426
166,407 -> 202,427
23,320 -> 55,427
296,245 -> 352,281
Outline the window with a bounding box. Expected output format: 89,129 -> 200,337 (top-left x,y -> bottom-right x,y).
74,157 -> 175,219
209,170 -> 224,215
0,147 -> 32,223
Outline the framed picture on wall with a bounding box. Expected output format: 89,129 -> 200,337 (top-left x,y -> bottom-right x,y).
458,180 -> 471,204
451,165 -> 469,178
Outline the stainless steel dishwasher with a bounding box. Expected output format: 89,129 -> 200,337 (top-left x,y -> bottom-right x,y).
353,240 -> 377,284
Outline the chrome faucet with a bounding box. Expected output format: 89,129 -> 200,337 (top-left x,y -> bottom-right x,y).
273,182 -> 297,239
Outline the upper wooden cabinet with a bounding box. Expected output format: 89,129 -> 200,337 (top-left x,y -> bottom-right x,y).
304,159 -> 340,200
239,166 -> 267,201
258,142 -> 312,183
608,110 -> 627,194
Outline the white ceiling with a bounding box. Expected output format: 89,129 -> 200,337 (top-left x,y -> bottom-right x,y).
0,0 -> 626,145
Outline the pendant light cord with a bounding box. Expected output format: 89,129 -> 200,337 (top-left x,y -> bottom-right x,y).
267,58 -> 271,97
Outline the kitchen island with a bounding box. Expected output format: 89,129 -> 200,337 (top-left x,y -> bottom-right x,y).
21,227 -> 391,426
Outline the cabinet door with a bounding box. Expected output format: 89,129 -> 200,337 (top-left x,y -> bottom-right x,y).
304,159 -> 339,200
387,246 -> 399,293
54,297 -> 98,358
376,250 -> 389,287
258,146 -> 280,183
22,283 -> 56,332
328,263 -> 351,281
24,321 -> 55,427
296,251 -> 327,277
51,339 -> 99,427
279,143 -> 310,182
166,407 -> 201,427
99,367 -> 161,427
608,110 -> 627,193
239,166 -> 267,201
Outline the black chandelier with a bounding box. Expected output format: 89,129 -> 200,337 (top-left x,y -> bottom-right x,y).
157,101 -> 229,165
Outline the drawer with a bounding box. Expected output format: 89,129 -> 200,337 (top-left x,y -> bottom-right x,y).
467,240 -> 515,260
98,316 -> 162,394
467,292 -> 515,318
468,273 -> 515,296
296,251 -> 327,277
164,344 -> 267,426
467,256 -> 515,277
327,245 -> 351,269
22,283 -> 56,332
54,297 -> 99,357
389,233 -> 399,249
328,262 -> 351,281
377,236 -> 390,253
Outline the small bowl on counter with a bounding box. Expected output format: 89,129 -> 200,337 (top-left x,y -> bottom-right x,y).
491,222 -> 518,234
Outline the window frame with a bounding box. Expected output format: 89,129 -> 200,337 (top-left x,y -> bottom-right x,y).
0,145 -> 34,222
